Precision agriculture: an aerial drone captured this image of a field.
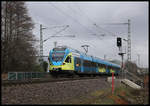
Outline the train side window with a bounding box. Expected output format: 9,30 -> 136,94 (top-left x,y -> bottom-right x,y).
83,60 -> 88,66
89,61 -> 92,67
99,64 -> 102,68
104,65 -> 106,68
100,64 -> 102,68
104,65 -> 106,69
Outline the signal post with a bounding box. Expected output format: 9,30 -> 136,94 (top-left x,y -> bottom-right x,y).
117,37 -> 126,79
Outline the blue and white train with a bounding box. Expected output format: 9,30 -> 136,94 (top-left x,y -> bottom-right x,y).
48,46 -> 121,77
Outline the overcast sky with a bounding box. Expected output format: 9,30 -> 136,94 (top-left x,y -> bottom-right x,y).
26,2 -> 148,68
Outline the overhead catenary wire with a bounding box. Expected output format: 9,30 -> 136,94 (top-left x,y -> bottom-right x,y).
75,3 -> 117,38
43,25 -> 70,42
43,25 -> 70,30
76,3 -> 128,38
76,4 -> 96,26
63,3 -> 103,40
49,3 -> 97,36
95,22 -> 128,37
66,3 -> 79,14
94,23 -> 117,37
64,4 -> 112,51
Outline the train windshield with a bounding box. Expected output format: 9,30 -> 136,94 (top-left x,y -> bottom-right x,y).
52,52 -> 65,61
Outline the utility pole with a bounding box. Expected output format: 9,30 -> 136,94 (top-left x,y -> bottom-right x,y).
119,52 -> 125,78
39,24 -> 46,65
123,38 -> 128,62
127,19 -> 131,62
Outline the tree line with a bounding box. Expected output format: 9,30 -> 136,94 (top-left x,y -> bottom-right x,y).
1,1 -> 39,73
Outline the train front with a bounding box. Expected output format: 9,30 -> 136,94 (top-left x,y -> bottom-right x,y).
48,47 -> 74,76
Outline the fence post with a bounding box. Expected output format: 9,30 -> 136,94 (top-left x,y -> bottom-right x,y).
16,72 -> 17,80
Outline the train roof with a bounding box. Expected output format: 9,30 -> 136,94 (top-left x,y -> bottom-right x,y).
50,46 -> 121,68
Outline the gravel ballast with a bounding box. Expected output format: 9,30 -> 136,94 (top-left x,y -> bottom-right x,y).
2,78 -> 110,104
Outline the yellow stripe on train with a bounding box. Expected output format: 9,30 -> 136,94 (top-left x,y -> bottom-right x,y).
98,67 -> 106,73
110,69 -> 115,73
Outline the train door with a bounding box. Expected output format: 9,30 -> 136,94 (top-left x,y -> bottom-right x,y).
74,57 -> 81,73
96,63 -> 99,73
106,66 -> 110,74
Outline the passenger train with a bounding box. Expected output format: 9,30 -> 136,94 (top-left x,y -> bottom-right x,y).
48,46 -> 121,77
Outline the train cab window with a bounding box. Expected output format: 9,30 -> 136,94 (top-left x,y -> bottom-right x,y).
52,52 -> 65,61
65,56 -> 71,63
69,56 -> 71,63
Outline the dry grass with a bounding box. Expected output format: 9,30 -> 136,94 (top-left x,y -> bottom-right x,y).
61,83 -> 149,104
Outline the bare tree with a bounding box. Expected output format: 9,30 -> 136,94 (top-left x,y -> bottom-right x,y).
1,1 -> 38,73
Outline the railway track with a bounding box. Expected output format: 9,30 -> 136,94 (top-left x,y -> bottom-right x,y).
2,76 -> 107,87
